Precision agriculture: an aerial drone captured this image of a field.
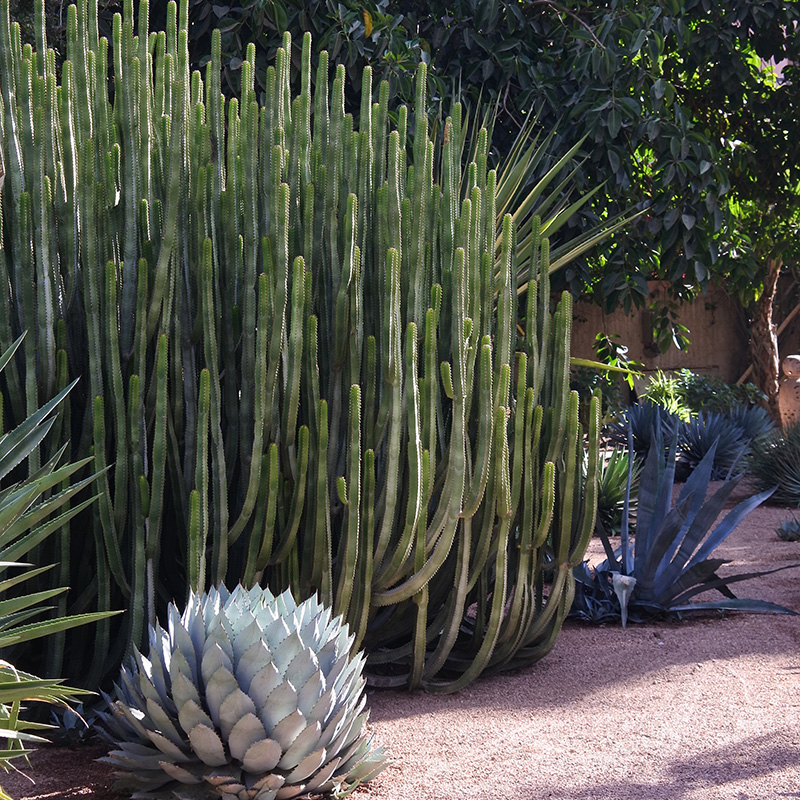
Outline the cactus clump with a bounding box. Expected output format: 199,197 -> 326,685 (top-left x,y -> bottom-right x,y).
101,585 -> 386,799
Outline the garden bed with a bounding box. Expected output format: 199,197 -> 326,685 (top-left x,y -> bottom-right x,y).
5,494 -> 799,800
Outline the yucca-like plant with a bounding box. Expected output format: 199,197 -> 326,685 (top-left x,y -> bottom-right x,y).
593,448 -> 639,538
100,584 -> 386,799
0,334 -> 118,799
572,420 -> 798,626
0,0 -> 601,690
749,422 -> 800,506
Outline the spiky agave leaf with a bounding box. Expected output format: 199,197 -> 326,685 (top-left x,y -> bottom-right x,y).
100,584 -> 387,799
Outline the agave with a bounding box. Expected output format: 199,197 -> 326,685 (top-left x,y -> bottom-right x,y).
606,401 -> 680,460
572,420 -> 799,626
100,584 -> 387,799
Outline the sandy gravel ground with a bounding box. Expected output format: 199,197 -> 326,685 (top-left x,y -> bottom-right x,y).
5,491 -> 800,800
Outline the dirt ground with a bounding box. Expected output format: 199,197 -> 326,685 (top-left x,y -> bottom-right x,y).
4,484 -> 800,800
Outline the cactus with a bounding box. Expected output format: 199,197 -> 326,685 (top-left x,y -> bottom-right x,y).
0,0 -> 600,690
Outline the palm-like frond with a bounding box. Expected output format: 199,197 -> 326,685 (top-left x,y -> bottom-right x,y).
0,335 -> 119,784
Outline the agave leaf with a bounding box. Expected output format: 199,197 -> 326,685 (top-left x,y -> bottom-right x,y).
0,564 -> 54,594
0,587 -> 66,620
262,683 -> 301,731
187,723 -> 227,767
145,697 -> 185,746
270,709 -> 307,751
242,736 -> 283,773
248,661 -> 284,709
654,558 -> 731,606
669,563 -> 800,607
285,746 -> 328,784
0,379 -> 78,481
547,208 -> 643,274
204,665 -> 240,727
218,688 -> 258,740
159,760 -> 203,783
278,720 -> 322,769
171,667 -> 203,710
668,598 -> 798,615
202,642 -> 235,686
634,433 -> 663,547
177,697 -> 215,736
303,756 -> 342,793
636,495 -> 692,599
235,640 -> 273,688
654,471 -> 739,587
296,670 -> 326,717
228,712 -> 267,762
146,729 -> 190,760
682,487 -> 776,575
286,649 -> 319,689
0,474 -> 100,549
0,611 -> 122,648
0,495 -> 101,563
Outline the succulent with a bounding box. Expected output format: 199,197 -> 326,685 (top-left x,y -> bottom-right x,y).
100,584 -> 386,799
594,448 -> 639,538
572,420 -> 799,625
777,516 -> 800,542
748,422 -> 800,506
48,702 -> 101,747
675,411 -> 749,480
606,401 -> 680,460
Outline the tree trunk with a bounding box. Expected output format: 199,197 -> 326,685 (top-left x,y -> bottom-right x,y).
749,257 -> 782,423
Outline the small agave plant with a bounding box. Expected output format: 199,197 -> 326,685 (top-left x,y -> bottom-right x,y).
100,584 -> 387,799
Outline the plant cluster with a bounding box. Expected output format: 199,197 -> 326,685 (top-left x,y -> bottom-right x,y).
0,336 -> 118,799
607,395 -> 774,481
572,422 -> 797,626
749,422 -> 800,507
644,369 -> 765,417
0,0 -> 603,694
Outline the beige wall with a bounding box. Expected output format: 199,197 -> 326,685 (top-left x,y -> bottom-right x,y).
570,283 -> 751,389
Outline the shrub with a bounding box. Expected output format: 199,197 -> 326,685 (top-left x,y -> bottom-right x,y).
0,335 -> 118,793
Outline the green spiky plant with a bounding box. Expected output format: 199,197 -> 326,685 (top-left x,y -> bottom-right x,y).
0,0 -> 602,691
572,421 -> 798,626
100,584 -> 386,799
0,335 -> 118,799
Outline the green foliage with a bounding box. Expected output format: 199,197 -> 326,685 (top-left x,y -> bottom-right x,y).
594,449 -> 639,539
643,369 -> 765,419
571,333 -> 639,425
0,0 -> 601,691
572,422 -> 797,626
0,335 -> 117,794
749,423 -> 800,507
100,585 -> 387,798
642,370 -> 693,422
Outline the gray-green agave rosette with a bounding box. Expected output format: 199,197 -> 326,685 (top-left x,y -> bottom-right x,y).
100,584 -> 387,799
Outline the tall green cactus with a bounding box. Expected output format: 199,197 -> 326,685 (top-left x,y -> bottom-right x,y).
0,0 -> 599,690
